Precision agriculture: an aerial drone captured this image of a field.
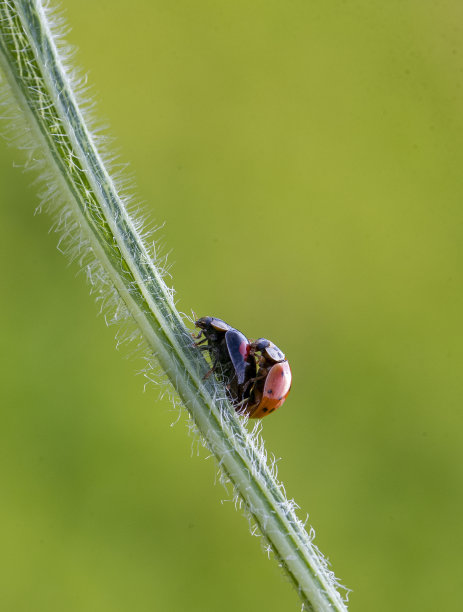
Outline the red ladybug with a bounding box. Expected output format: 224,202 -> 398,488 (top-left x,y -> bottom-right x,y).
244,338 -> 292,419
194,317 -> 256,402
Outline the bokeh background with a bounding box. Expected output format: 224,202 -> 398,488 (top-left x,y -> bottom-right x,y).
1,1 -> 462,610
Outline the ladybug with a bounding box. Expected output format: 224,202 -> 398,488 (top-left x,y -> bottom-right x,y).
194,317 -> 292,419
245,338 -> 292,419
194,317 -> 256,403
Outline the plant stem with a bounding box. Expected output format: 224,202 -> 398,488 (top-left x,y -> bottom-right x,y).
0,1 -> 347,609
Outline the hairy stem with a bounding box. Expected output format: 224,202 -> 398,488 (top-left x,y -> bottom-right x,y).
0,1 -> 347,609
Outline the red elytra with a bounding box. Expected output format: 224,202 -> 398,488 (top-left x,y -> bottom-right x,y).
247,360 -> 292,419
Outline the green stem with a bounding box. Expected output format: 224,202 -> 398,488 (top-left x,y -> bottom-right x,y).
0,1 -> 347,609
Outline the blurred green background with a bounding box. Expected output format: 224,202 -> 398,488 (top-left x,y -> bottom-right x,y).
1,1 -> 462,610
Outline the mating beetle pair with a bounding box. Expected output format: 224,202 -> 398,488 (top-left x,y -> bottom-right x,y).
194,316 -> 291,419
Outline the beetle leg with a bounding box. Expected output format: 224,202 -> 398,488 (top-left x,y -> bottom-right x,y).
203,355 -> 219,380
242,371 -> 267,395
